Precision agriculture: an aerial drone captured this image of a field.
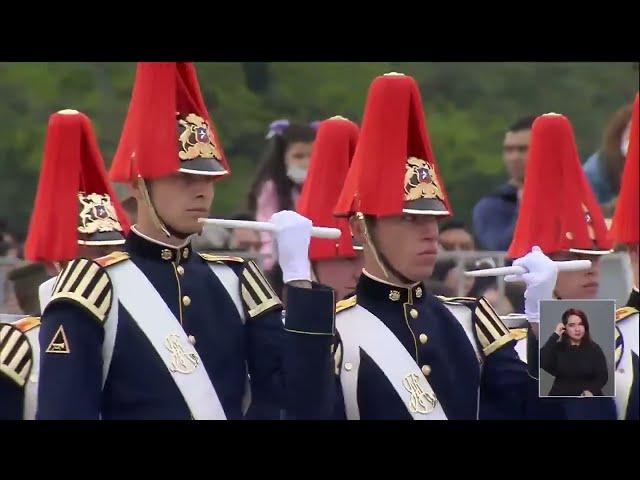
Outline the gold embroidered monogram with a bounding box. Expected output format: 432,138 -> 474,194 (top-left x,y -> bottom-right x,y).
165,334 -> 200,374
403,373 -> 437,414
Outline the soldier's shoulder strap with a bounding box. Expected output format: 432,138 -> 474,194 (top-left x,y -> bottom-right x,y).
616,306 -> 639,323
0,322 -> 33,387
94,251 -> 130,268
471,296 -> 513,356
13,316 -> 41,333
509,327 -> 529,341
440,295 -> 512,356
336,295 -> 357,314
238,259 -> 282,319
435,295 -> 477,306
201,254 -> 282,320
48,258 -> 114,325
199,253 -> 246,264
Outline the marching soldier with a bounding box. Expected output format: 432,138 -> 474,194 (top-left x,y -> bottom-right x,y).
296,116 -> 363,301
505,112 -> 618,419
36,63 -> 336,420
0,316 -> 39,420
329,73 -> 539,420
1,109 -> 129,419
506,112 -> 615,361
28,109 -> 130,308
247,115 -> 363,420
607,92 -> 638,420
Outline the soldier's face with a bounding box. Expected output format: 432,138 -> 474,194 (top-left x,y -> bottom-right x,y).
550,251 -> 601,299
149,173 -> 216,235
374,214 -> 440,283
314,254 -> 364,301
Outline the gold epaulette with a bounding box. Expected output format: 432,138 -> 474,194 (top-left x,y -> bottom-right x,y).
199,253 -> 245,264
239,260 -> 282,319
435,295 -> 477,305
336,295 -> 357,314
48,258 -> 113,324
510,328 -> 529,341
95,251 -> 130,268
0,323 -> 33,387
615,306 -> 638,323
473,297 -> 512,356
13,316 -> 41,333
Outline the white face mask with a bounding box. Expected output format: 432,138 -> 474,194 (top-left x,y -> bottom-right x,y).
286,164 -> 308,185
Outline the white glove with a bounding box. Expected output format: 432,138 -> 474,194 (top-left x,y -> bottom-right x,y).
504,246 -> 558,323
271,210 -> 312,283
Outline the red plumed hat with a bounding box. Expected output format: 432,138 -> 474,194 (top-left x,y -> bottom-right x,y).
609,93 -> 639,245
110,62 -> 229,182
297,116 -> 360,260
508,113 -> 613,259
25,110 -> 129,262
334,72 -> 451,218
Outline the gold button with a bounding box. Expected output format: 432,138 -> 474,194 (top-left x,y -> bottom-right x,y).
389,290 -> 400,302
182,296 -> 191,307
188,335 -> 196,345
182,248 -> 189,259
415,287 -> 423,298
344,362 -> 353,372
161,249 -> 172,261
565,232 -> 574,240
410,308 -> 418,319
421,365 -> 432,376
177,265 -> 185,276
419,333 -> 428,344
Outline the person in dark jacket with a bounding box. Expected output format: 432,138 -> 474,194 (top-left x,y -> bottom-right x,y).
541,308 -> 608,397
472,116 -> 536,251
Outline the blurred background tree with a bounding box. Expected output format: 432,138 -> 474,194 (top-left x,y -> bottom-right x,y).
0,62 -> 637,237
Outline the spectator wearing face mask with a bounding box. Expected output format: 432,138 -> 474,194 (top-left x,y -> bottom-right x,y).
247,119 -> 317,272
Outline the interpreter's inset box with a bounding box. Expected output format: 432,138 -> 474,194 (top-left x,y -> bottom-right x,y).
539,299 -> 615,398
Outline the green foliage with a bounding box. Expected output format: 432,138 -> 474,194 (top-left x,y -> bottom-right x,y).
0,62 -> 637,237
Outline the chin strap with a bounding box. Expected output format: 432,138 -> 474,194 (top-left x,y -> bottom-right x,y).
358,212 -> 414,285
138,177 -> 191,240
